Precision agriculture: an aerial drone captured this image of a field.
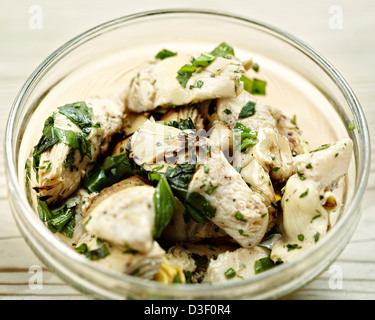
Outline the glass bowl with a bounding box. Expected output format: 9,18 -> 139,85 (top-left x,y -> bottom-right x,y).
4,9 -> 371,300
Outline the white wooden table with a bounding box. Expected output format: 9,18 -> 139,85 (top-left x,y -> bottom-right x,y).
1,0 -> 374,300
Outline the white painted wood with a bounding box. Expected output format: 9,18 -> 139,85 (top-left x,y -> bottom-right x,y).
1,0 -> 374,300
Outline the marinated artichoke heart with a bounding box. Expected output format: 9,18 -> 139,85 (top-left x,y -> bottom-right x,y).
31,96 -> 125,204
85,177 -> 156,253
127,50 -> 245,113
271,139 -> 353,263
129,120 -> 269,248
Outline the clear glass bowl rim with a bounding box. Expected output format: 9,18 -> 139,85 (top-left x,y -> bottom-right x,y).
4,8 -> 371,299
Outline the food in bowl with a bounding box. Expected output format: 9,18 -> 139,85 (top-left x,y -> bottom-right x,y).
24,43 -> 352,284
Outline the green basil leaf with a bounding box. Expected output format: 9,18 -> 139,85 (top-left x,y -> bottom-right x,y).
176,64 -> 198,88
48,206 -> 74,232
176,43 -> 234,88
155,49 -> 177,60
84,244 -> 110,260
254,256 -> 276,274
53,128 -> 92,160
37,197 -> 76,237
233,122 -> 258,151
164,163 -> 196,200
224,267 -> 236,279
210,42 -> 235,58
165,118 -> 196,131
184,192 -> 215,223
153,175 -> 178,238
309,144 -> 330,153
60,215 -> 75,238
192,253 -> 208,268
58,101 -> 93,132
37,197 -> 53,222
238,101 -> 256,119
33,114 -> 59,157
74,243 -> 88,254
240,75 -> 267,95
194,53 -> 216,67
251,78 -> 267,95
85,153 -> 134,193
189,80 -> 204,90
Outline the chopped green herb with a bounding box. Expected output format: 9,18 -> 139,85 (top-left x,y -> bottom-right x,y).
37,197 -> 76,238
240,75 -> 267,95
299,189 -> 309,198
85,153 -> 134,193
183,270 -> 193,283
151,164 -> 165,172
173,274 -> 181,283
238,101 -> 256,119
58,101 -> 93,133
164,163 -> 196,200
85,244 -> 110,260
348,121 -> 355,130
297,171 -> 306,180
311,211 -> 321,222
74,243 -> 88,254
252,62 -> 259,73
271,166 -> 280,172
155,49 -> 177,60
153,175 -> 178,238
205,185 -> 218,195
310,144 -> 330,153
233,122 -> 258,151
165,117 -> 195,130
189,80 -> 204,89
184,192 -> 215,223
223,108 -> 232,115
254,257 -> 275,274
210,42 -> 235,58
286,243 -> 302,251
176,43 -> 235,88
314,232 -> 320,243
203,164 -> 210,173
235,211 -> 247,222
192,253 -> 208,268
291,115 -> 297,125
306,163 -> 313,169
238,229 -> 248,236
224,268 -> 236,279
298,234 -> 304,241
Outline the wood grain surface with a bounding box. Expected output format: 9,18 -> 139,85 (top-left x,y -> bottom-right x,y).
1,0 -> 374,300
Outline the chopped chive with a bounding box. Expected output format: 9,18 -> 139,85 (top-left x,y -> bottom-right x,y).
299,189 -> 309,198
348,121 -> 355,130
297,171 -> 306,180
310,144 -> 330,153
155,49 -> 177,60
235,211 -> 247,222
205,185 -> 218,195
224,268 -> 236,279
238,101 -> 256,119
314,232 -> 320,243
286,244 -> 302,251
